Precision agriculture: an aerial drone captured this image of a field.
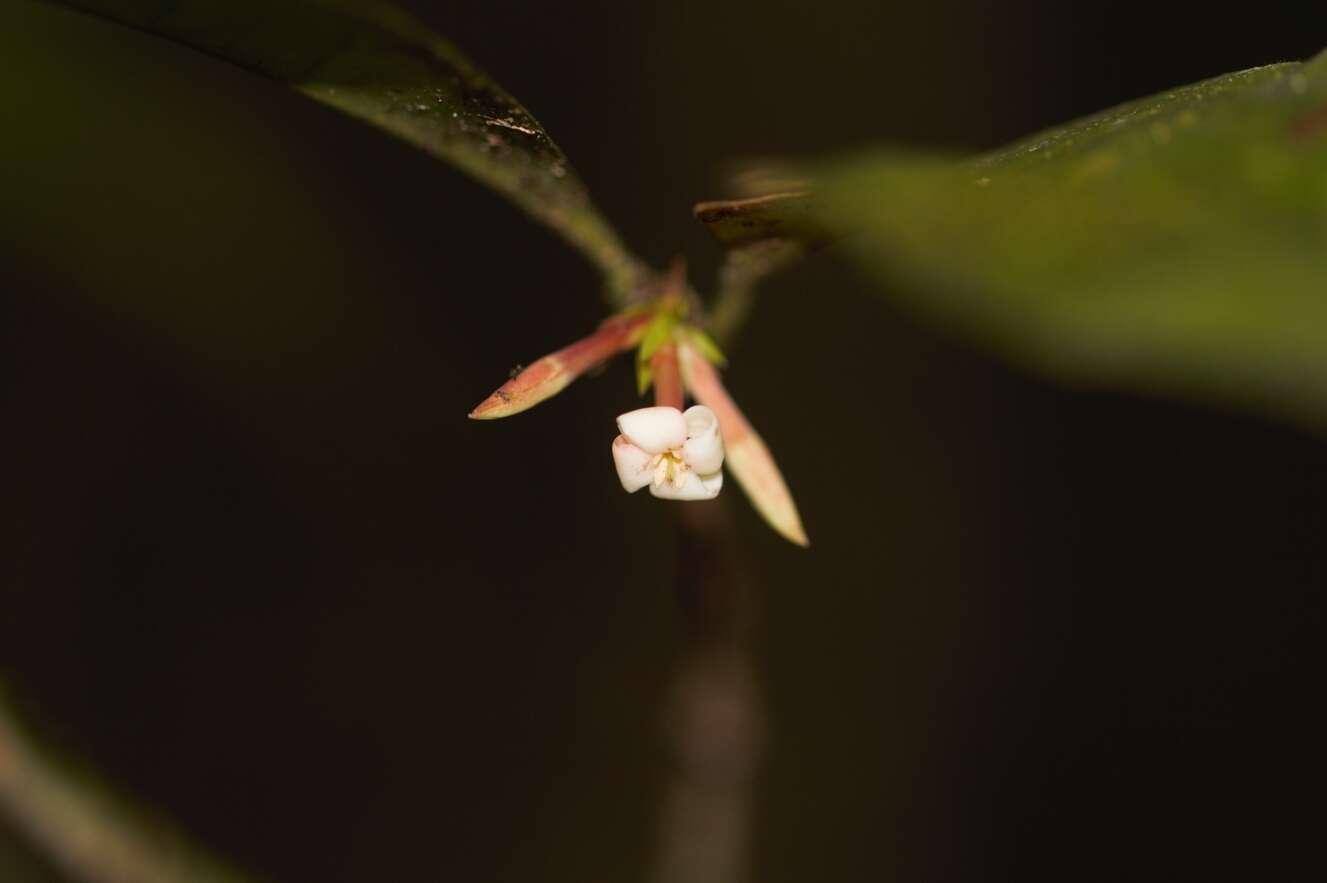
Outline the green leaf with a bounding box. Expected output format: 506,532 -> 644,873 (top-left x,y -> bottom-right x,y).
44,0 -> 641,298
812,50 -> 1327,429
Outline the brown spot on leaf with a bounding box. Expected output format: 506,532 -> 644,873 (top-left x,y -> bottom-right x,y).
693,192 -> 828,249
1289,102 -> 1327,144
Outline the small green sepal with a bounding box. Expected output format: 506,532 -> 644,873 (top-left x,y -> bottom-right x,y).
636,361 -> 654,396
682,326 -> 727,366
635,311 -> 679,396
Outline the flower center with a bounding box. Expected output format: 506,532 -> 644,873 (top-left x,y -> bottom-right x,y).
649,450 -> 688,489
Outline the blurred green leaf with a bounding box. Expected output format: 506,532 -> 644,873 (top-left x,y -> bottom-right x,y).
43,0 -> 641,297
814,50 -> 1327,427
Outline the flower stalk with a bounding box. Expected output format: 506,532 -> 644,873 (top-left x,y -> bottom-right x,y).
651,342 -> 684,410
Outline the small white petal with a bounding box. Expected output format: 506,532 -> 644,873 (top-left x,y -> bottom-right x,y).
681,405 -> 724,474
699,469 -> 723,495
650,468 -> 721,501
612,435 -> 653,492
617,406 -> 687,455
683,405 -> 718,436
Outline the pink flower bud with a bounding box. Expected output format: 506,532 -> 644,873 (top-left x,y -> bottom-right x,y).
469,313 -> 650,419
678,340 -> 808,546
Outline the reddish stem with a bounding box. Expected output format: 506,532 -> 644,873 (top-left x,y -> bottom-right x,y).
652,342 -> 684,410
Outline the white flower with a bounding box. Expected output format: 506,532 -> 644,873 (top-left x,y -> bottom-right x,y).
612,405 -> 724,500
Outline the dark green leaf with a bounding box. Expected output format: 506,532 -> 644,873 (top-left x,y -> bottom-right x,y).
814,50 -> 1327,428
44,0 -> 641,297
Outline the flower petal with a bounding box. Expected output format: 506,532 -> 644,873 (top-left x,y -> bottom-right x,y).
699,469 -> 723,495
617,406 -> 687,455
649,468 -> 720,501
681,405 -> 724,474
612,435 -> 653,492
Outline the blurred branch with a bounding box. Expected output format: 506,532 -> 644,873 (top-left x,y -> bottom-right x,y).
653,500 -> 764,883
693,191 -> 831,345
0,690 -> 249,883
708,240 -> 807,346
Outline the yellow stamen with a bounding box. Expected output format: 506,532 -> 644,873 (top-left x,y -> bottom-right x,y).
649,451 -> 687,489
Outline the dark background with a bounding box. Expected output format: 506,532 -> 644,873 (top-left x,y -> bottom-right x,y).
2,1 -> 1324,880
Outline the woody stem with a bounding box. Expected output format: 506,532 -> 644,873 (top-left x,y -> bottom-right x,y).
652,342 -> 684,410
652,498 -> 763,883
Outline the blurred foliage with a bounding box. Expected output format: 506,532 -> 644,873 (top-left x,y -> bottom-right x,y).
2,686 -> 255,883
811,51 -> 1327,428
45,4 -> 1327,435
43,0 -> 639,294
0,825 -> 61,883
6,2 -> 1327,883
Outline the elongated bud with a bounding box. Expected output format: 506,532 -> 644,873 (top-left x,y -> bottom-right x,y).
678,341 -> 809,546
469,313 -> 650,419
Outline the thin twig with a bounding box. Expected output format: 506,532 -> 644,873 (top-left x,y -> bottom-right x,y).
708,240 -> 806,346
0,690 -> 250,883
